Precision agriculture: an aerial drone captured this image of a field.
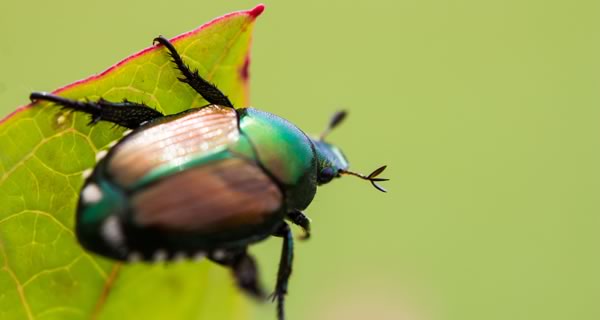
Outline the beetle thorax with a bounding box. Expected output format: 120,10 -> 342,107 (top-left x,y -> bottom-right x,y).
238,108 -> 318,210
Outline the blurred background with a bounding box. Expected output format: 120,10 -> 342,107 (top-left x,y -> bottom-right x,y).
1,1 -> 600,319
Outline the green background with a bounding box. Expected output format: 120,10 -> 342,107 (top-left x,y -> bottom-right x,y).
1,1 -> 599,319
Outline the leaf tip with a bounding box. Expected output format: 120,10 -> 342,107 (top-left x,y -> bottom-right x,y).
249,4 -> 266,19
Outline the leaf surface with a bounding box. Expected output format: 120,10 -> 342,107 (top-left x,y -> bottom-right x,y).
0,5 -> 264,320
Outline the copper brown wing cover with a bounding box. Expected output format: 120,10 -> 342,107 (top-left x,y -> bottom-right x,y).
106,105 -> 283,233
131,157 -> 283,232
109,105 -> 240,186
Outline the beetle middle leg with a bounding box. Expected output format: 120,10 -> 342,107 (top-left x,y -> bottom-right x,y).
153,36 -> 234,108
209,248 -> 266,299
29,92 -> 164,129
286,209 -> 311,240
271,222 -> 294,320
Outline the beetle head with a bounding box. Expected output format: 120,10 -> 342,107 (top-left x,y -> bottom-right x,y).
314,110 -> 389,192
313,139 -> 350,185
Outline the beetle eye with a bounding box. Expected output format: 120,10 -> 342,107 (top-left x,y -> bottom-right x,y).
318,167 -> 336,184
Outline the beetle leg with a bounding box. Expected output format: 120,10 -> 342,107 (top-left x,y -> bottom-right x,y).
271,223 -> 294,320
286,209 -> 311,240
209,248 -> 266,300
153,36 -> 234,108
29,92 -> 164,129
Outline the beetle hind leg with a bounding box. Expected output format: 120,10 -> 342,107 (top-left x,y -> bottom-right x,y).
29,92 -> 164,129
271,223 -> 294,320
210,248 -> 266,300
153,35 -> 234,108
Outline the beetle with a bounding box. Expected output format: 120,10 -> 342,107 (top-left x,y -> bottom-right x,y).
29,35 -> 388,320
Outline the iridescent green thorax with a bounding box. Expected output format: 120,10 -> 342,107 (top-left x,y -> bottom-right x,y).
238,108 -> 317,210
312,139 -> 350,174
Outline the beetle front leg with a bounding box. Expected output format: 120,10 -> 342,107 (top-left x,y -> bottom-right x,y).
209,248 -> 266,300
30,92 -> 164,129
287,209 -> 311,240
153,36 -> 234,108
271,222 -> 294,320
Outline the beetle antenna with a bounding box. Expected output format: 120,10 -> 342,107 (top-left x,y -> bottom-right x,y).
319,110 -> 348,140
339,165 -> 389,192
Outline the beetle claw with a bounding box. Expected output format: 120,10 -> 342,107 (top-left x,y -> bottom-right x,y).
152,35 -> 165,45
298,230 -> 311,240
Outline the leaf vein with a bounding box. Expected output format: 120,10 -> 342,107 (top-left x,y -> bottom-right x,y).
0,239 -> 34,320
21,255 -> 83,288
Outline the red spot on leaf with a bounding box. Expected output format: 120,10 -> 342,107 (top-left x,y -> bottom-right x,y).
240,55 -> 251,82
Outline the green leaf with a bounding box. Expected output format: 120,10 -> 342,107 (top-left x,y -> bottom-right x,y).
0,5 -> 264,320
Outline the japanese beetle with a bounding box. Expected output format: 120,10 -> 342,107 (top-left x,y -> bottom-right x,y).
29,35 -> 388,320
